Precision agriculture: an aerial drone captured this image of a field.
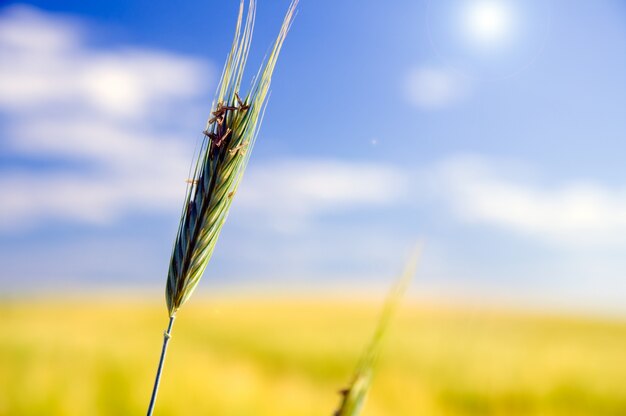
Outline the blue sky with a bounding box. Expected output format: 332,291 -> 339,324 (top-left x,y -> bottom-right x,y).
1,0 -> 626,314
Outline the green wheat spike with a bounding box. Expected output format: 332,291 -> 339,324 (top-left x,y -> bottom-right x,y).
166,0 -> 297,316
146,2 -> 298,415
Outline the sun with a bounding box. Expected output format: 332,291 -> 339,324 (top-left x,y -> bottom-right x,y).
427,0 -> 551,79
464,1 -> 513,48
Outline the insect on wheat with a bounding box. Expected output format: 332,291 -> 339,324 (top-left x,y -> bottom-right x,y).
146,1 -> 298,414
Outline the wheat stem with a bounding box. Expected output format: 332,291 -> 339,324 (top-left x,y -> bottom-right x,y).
146,315 -> 175,416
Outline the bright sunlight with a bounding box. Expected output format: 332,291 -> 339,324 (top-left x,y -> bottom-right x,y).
463,0 -> 514,48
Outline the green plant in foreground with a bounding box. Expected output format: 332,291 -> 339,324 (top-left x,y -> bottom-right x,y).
146,1 -> 298,414
333,246 -> 421,416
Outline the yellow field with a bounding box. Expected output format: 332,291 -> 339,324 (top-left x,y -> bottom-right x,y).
1,296 -> 625,415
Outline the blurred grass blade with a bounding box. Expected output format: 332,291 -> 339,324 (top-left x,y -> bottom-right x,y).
333,244 -> 422,416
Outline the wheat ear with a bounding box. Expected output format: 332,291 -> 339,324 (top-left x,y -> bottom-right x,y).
333,245 -> 422,416
146,1 -> 298,414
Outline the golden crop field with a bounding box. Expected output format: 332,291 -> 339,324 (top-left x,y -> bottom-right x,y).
1,295 -> 625,415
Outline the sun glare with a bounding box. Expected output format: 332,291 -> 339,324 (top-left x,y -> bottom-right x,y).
464,1 -> 512,47
427,0 -> 551,78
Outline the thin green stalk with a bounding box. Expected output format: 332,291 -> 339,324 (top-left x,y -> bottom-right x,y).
146,315 -> 175,416
333,245 -> 422,416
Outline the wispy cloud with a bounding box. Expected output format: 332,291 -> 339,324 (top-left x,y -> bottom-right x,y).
430,155 -> 626,246
0,6 -> 206,119
0,5 -> 213,230
232,154 -> 626,247
234,159 -> 407,232
404,66 -> 470,110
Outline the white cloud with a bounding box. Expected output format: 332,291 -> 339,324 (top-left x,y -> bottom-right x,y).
431,156 -> 626,245
405,67 -> 470,110
0,4 -> 78,53
0,6 -> 207,119
0,122 -> 191,230
234,159 -> 407,232
0,5 -> 214,230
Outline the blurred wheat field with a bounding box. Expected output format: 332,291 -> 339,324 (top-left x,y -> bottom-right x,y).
1,296 -> 625,416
